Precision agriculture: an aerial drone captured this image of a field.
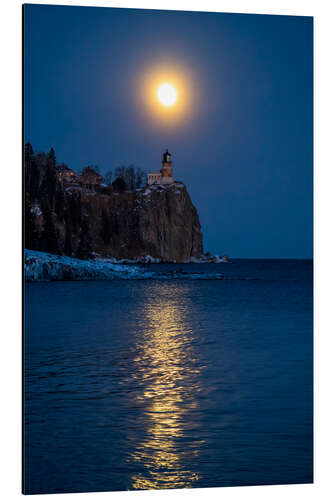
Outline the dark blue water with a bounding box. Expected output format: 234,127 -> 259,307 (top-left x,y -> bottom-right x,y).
24,260 -> 313,494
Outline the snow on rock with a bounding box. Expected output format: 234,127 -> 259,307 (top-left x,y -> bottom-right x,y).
24,250 -> 231,282
142,254 -> 161,264
30,205 -> 42,217
188,254 -> 229,264
24,249 -> 153,281
95,254 -> 161,265
214,255 -> 229,263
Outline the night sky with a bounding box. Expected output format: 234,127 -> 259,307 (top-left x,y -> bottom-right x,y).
24,4 -> 313,258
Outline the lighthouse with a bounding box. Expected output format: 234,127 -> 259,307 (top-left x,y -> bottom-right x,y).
148,149 -> 174,185
160,149 -> 173,180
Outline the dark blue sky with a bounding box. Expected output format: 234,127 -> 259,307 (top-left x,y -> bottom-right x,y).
24,4 -> 313,258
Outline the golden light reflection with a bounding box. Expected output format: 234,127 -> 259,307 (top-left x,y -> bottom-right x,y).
129,286 -> 205,490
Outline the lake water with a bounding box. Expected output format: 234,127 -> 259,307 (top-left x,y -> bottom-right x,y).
24,260 -> 313,494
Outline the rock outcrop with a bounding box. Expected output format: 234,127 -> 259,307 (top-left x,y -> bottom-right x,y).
25,159 -> 204,262
24,250 -> 227,282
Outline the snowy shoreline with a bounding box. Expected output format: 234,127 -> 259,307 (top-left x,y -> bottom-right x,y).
24,250 -> 152,281
24,250 -> 228,282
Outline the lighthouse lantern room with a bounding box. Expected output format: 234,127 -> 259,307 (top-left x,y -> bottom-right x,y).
148,149 -> 174,185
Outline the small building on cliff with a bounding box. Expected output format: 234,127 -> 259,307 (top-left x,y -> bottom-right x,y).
56,164 -> 77,184
148,150 -> 174,185
77,166 -> 103,192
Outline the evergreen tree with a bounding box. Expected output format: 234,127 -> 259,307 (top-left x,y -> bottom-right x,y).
39,151 -> 59,210
24,196 -> 35,249
68,194 -> 82,233
77,217 -> 92,259
64,227 -> 72,256
47,147 -> 56,169
40,199 -> 58,254
112,177 -> 127,191
101,210 -> 112,244
55,184 -> 65,219
24,142 -> 35,195
24,142 -> 34,171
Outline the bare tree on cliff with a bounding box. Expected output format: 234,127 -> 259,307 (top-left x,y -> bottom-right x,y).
135,167 -> 146,189
104,171 -> 113,185
114,166 -> 126,183
125,165 -> 135,190
113,165 -> 147,190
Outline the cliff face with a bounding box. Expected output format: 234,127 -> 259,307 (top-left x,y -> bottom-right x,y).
25,161 -> 203,262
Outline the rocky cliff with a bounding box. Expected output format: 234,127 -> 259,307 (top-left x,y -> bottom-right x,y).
25,157 -> 204,262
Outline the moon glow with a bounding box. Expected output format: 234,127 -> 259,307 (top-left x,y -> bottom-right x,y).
157,83 -> 177,107
139,63 -> 196,126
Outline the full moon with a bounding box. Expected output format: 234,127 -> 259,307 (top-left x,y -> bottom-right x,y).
157,83 -> 177,107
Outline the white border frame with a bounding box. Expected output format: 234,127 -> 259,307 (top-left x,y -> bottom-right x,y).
1,1 -> 332,499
